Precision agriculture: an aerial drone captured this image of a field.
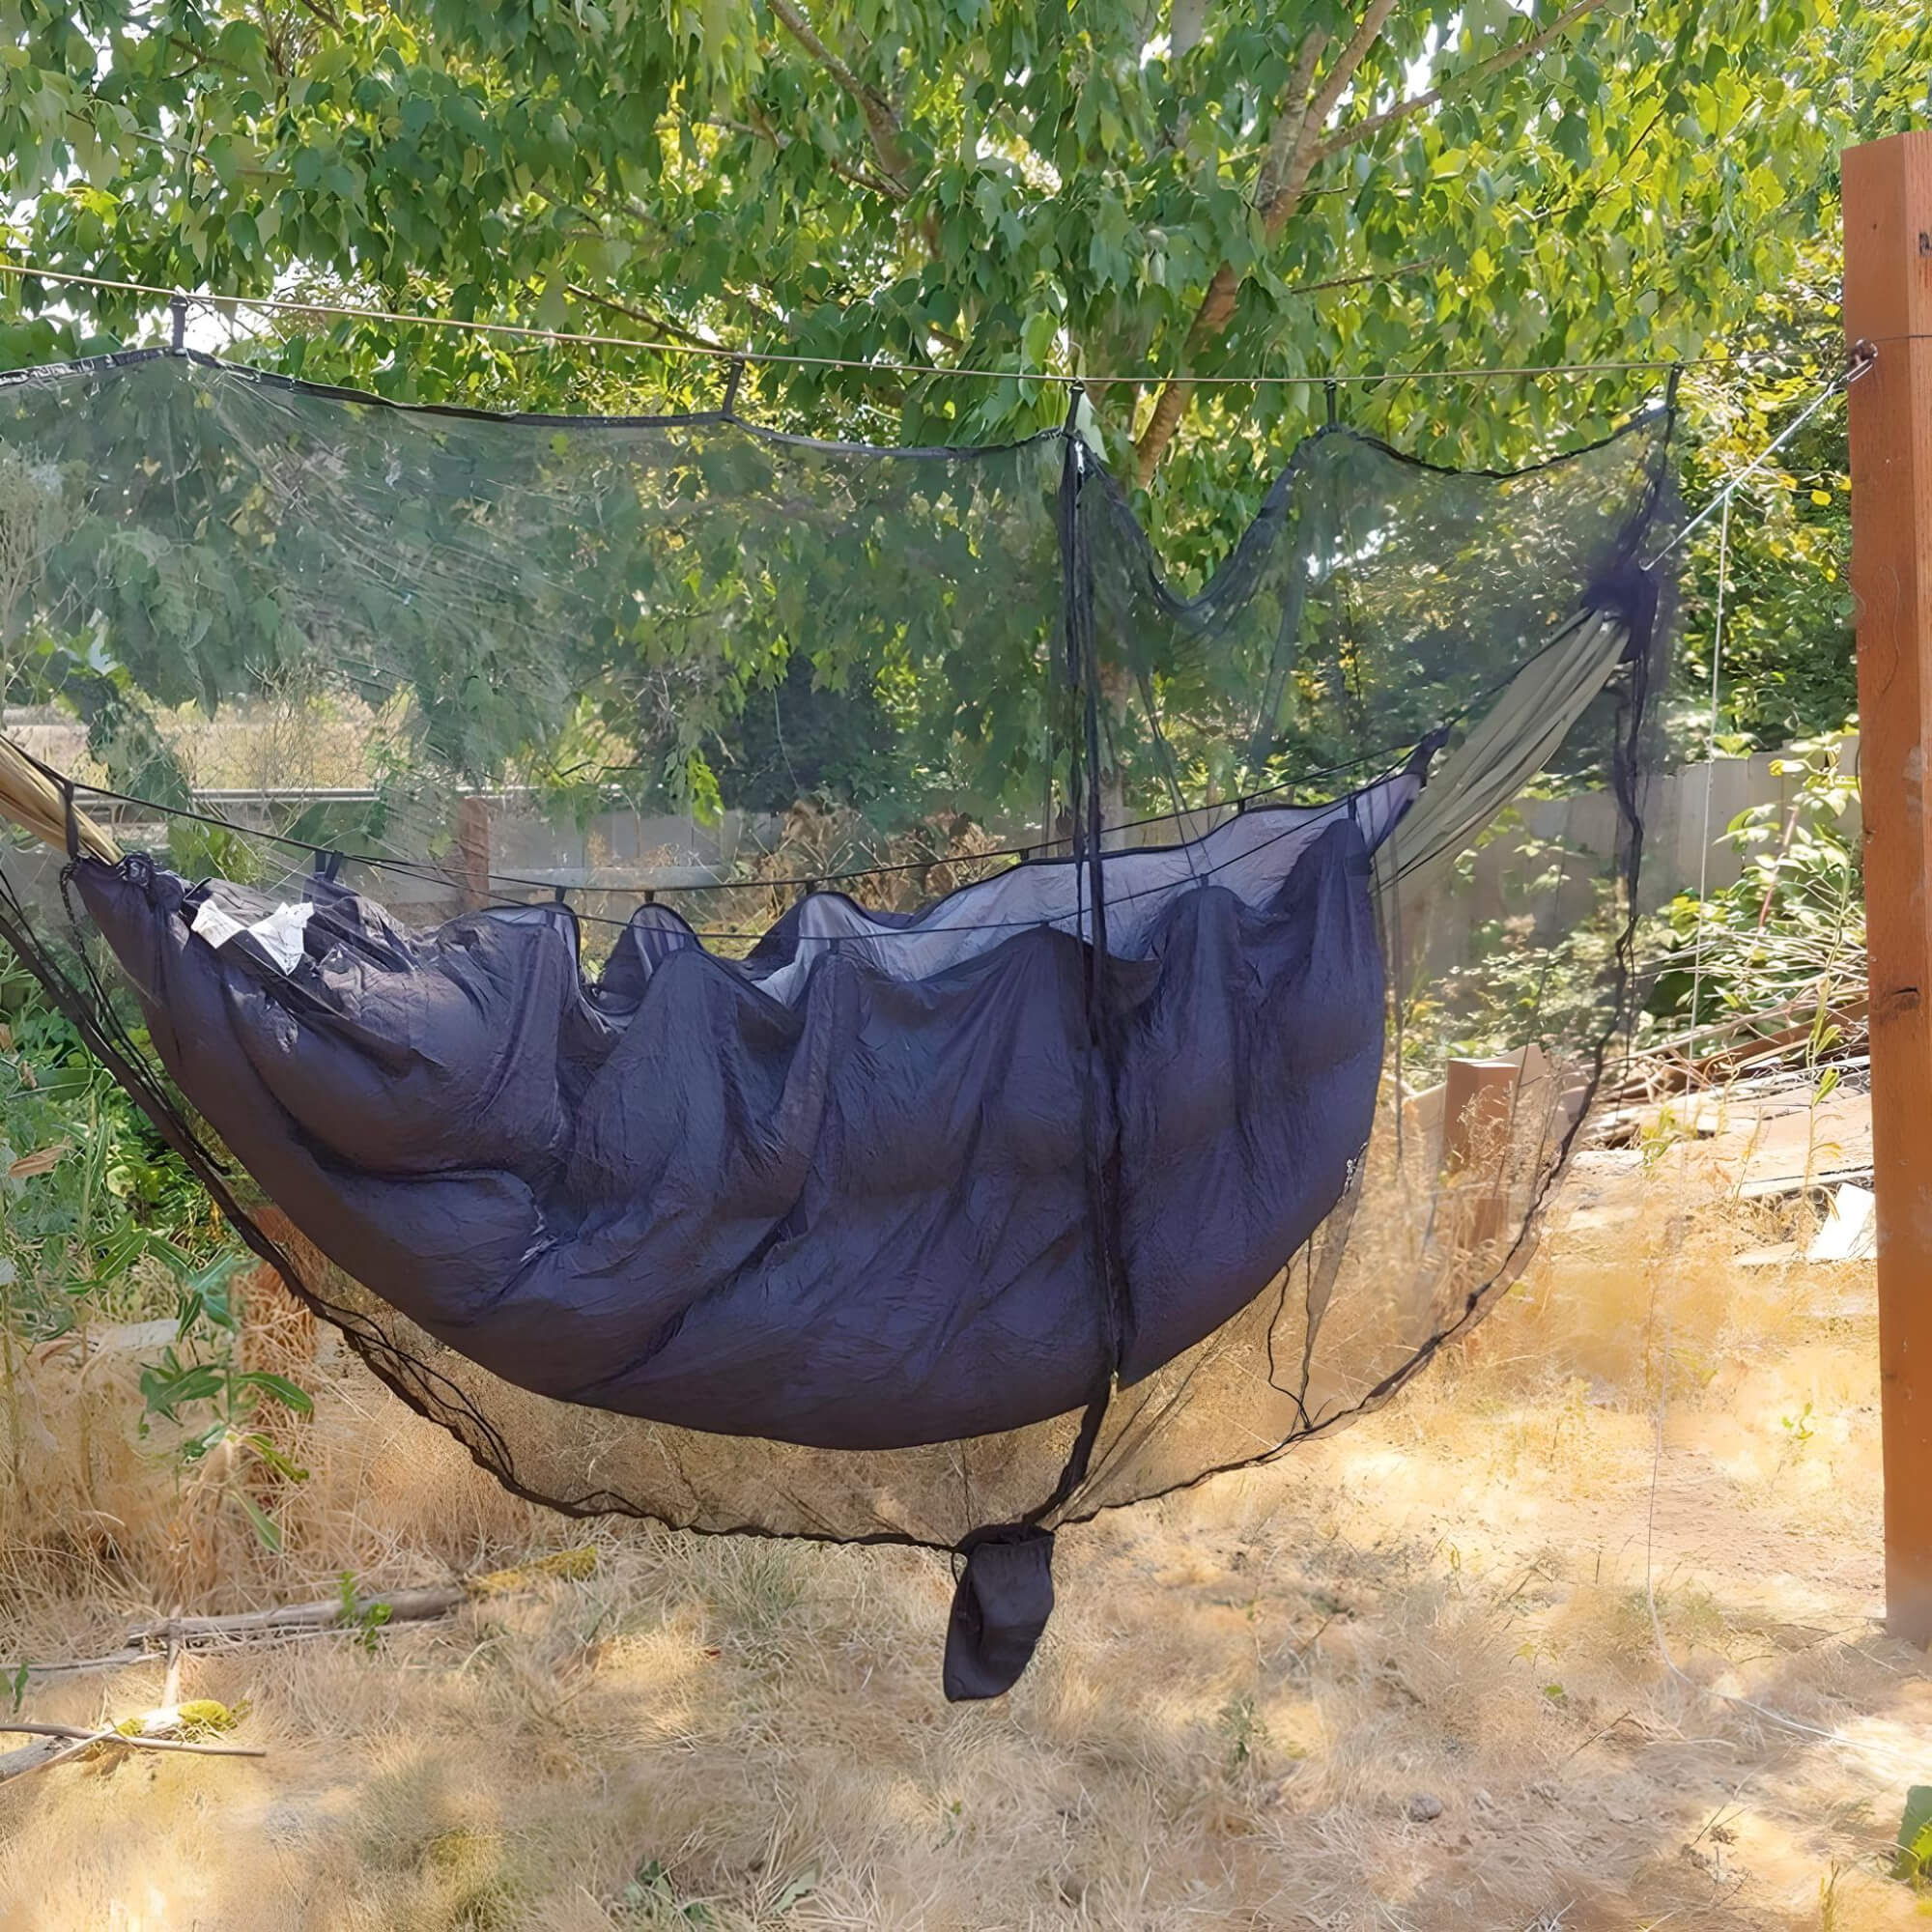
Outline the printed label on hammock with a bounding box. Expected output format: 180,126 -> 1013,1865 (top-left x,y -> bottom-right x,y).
189,895 -> 313,973
189,896 -> 247,951
249,901 -> 314,973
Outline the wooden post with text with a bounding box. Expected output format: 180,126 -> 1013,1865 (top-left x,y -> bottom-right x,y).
1844,128 -> 1932,1647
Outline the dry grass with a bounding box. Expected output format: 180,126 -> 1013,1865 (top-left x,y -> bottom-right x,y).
0,1151 -> 1923,1931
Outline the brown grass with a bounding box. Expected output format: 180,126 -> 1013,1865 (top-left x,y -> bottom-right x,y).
0,1151 -> 1922,1931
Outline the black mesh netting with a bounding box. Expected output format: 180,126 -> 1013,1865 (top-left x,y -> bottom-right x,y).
0,350 -> 1675,1694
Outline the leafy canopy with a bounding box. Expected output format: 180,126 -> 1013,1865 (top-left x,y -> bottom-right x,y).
3,0 -> 1926,487
0,0 -> 1925,783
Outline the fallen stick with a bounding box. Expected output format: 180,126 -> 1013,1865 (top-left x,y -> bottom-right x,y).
0,1721 -> 266,1757
24,1546 -> 599,1680
127,1584 -> 467,1645
0,1720 -> 267,1785
28,1625 -> 392,1679
20,1648 -> 151,1680
0,1737 -> 92,1781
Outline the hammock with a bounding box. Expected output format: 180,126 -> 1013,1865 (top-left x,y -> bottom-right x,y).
0,351 -> 1674,1697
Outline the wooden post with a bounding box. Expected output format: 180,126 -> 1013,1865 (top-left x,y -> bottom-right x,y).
1844,129 -> 1932,1648
455,793 -> 492,913
1443,1058 -> 1519,1164
1443,1057 -> 1520,1249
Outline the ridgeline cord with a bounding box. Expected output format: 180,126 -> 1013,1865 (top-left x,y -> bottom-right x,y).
4,253 -> 1715,391
1645,349 -> 1871,568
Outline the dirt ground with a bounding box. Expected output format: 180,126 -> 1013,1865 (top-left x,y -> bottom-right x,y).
0,1134 -> 1924,1931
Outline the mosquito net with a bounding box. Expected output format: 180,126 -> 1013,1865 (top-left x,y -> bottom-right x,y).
0,349 -> 1675,1696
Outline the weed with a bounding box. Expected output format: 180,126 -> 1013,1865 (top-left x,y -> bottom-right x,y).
336,1571 -> 395,1653
618,1859 -> 716,1927
1220,1689 -> 1268,1773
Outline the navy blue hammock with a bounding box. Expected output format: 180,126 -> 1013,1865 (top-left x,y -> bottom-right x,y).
0,351 -> 1675,1696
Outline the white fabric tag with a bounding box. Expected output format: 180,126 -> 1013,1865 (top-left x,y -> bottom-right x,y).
189,895 -> 313,973
248,901 -> 315,973
190,897 -> 247,950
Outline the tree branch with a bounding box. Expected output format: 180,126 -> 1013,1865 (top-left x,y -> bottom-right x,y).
0,1720 -> 267,1782
766,0 -> 914,200
1313,0 -> 1608,162
1285,0 -> 1404,195
564,282 -> 726,351
1293,252 -> 1447,295
1133,0 -> 1605,484
696,108 -> 904,202
1134,11 -> 1384,484
720,281 -> 796,339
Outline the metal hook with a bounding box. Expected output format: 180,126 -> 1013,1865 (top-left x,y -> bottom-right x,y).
722,356 -> 746,418
168,292 -> 188,355
1324,379 -> 1339,428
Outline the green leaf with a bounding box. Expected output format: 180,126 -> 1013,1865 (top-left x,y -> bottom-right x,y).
1894,1787 -> 1932,1882
243,1434 -> 312,1484
535,277 -> 570,332
237,1492 -> 284,1553
238,1370 -> 314,1417
771,1863 -> 819,1913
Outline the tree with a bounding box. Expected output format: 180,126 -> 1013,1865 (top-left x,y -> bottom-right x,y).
3,2 -> 1927,499
0,1 -> 1925,796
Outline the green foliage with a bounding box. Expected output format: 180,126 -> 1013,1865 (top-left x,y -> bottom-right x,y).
0,952 -> 215,1337
1219,1688 -> 1268,1772
618,1860 -> 716,1927
1648,728 -> 1861,1038
1671,246 -> 1858,752
1,1 -> 1919,804
715,650 -> 898,815
4,1 -> 1927,477
1,955 -> 310,1544
1401,811 -> 1625,1074
133,1239 -> 315,1550
1894,1785 -> 1932,1887
0,352 -> 1077,825
336,1572 -> 395,1651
